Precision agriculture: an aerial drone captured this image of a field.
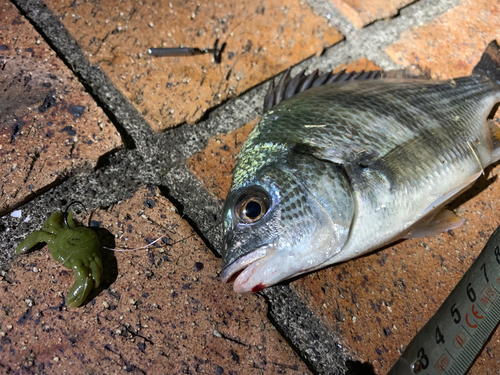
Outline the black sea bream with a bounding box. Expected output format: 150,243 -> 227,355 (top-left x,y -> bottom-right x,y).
221,41 -> 500,293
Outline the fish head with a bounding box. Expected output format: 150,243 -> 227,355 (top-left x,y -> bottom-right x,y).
221,156 -> 354,292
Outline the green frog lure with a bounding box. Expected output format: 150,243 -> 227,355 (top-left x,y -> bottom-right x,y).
16,203 -> 103,308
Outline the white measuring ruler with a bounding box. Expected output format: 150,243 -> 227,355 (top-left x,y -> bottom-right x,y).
388,226 -> 500,374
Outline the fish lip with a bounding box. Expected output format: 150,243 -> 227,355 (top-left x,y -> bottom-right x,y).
220,245 -> 273,284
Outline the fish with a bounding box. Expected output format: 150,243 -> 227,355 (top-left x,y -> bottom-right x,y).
220,41 -> 500,293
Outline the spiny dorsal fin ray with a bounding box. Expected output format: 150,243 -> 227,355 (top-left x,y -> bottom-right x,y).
264,68 -> 383,112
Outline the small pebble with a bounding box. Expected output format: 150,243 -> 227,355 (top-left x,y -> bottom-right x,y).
10,210 -> 22,218
103,301 -> 110,309
53,357 -> 59,362
33,267 -> 39,273
194,262 -> 204,271
213,329 -> 222,338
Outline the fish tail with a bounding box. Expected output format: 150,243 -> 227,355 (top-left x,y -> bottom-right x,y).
473,41 -> 500,163
488,119 -> 500,164
472,40 -> 500,87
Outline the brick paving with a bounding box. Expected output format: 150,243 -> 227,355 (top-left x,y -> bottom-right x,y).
187,119 -> 258,202
44,0 -> 342,132
329,0 -> 417,28
386,0 -> 500,79
0,1 -> 123,215
3,0 -> 500,374
1,186 -> 310,374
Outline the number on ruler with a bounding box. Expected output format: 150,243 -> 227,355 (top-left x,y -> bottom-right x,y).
416,347 -> 429,370
467,283 -> 476,303
435,325 -> 445,344
481,263 -> 489,283
451,303 -> 461,324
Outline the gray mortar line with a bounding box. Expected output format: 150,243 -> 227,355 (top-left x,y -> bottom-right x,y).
6,0 -> 226,251
263,285 -> 354,375
8,0 -> 267,250
304,0 -> 460,72
298,0 -> 460,71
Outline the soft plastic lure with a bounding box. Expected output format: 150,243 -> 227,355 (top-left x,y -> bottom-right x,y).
16,209 -> 103,308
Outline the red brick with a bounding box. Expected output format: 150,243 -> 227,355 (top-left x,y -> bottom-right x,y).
386,0 -> 500,79
1,186 -> 311,374
329,0 -> 416,28
44,0 -> 343,132
187,119 -> 258,202
0,2 -> 123,215
333,57 -> 382,73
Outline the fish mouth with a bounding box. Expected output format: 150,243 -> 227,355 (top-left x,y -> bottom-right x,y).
220,245 -> 273,286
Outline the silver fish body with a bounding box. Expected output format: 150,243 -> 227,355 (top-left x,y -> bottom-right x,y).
221,42 -> 500,293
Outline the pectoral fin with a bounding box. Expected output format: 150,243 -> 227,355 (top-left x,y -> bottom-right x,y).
419,171 -> 482,219
405,209 -> 464,239
404,171 -> 482,239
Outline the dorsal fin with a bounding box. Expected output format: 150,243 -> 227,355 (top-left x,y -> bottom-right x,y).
264,68 -> 383,112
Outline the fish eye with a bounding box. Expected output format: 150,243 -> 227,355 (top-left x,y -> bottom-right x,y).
234,189 -> 270,224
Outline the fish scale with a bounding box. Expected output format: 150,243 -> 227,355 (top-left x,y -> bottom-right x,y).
221,41 -> 500,294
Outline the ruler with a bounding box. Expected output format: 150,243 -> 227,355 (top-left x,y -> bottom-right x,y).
388,226 -> 500,375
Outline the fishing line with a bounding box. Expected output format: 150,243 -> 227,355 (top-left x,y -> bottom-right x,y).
103,236 -> 165,252
467,140 -> 485,176
63,201 -> 88,227
101,217 -> 223,253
